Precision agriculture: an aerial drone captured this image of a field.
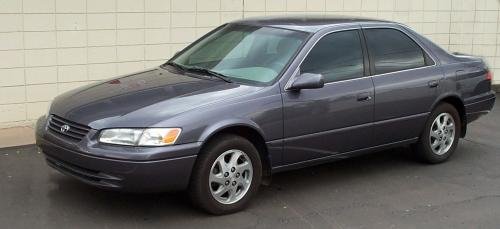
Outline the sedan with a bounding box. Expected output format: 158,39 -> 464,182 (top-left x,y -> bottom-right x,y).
36,16 -> 496,214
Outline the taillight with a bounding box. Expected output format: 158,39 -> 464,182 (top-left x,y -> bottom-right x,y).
486,71 -> 493,81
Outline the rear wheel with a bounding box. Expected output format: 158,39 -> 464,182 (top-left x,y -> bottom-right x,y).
414,103 -> 461,163
189,134 -> 262,215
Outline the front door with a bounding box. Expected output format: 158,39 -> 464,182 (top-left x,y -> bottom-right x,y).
282,29 -> 375,165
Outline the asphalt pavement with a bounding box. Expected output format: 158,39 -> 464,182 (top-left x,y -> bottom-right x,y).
1,98 -> 499,229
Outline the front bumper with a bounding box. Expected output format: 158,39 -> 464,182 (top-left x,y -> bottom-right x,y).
36,116 -> 201,192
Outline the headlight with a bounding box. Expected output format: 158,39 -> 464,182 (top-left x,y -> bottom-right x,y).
99,128 -> 182,146
139,128 -> 182,146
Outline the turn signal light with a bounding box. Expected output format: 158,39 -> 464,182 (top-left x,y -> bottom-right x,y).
163,128 -> 181,144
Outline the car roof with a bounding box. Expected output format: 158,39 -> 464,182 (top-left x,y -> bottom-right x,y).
231,15 -> 394,33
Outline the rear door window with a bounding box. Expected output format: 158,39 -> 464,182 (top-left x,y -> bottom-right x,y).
364,28 -> 430,75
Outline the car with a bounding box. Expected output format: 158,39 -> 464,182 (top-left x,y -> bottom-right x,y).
36,16 -> 496,214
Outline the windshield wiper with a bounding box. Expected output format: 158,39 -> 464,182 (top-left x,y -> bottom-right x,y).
184,66 -> 233,83
163,62 -> 232,83
164,62 -> 187,72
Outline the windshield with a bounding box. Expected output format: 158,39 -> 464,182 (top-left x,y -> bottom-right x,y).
168,24 -> 309,85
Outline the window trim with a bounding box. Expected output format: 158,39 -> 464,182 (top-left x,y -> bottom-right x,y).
361,26 -> 438,77
284,25 -> 439,91
285,27 -> 368,90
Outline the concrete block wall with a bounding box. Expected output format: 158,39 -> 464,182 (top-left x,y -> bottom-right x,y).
0,0 -> 499,128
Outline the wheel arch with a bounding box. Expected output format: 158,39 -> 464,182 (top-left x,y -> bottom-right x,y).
198,121 -> 272,183
430,94 -> 467,137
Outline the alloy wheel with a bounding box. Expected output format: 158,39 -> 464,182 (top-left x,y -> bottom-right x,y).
429,113 -> 455,155
209,149 -> 253,205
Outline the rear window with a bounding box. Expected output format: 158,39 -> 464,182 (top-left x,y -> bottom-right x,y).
364,28 -> 430,75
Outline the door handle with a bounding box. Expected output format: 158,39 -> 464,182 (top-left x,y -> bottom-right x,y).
357,92 -> 372,102
428,80 -> 439,88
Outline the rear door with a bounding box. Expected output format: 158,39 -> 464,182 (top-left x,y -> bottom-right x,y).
362,24 -> 443,145
281,27 -> 374,165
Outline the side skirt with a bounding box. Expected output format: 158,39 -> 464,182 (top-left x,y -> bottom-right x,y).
271,137 -> 418,173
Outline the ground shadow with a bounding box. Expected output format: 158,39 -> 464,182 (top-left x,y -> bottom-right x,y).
45,146 -> 421,221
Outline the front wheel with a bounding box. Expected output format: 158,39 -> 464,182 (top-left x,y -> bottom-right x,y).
189,134 -> 262,215
414,103 -> 461,164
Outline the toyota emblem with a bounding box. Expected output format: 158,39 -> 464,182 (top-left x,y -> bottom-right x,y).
60,124 -> 70,133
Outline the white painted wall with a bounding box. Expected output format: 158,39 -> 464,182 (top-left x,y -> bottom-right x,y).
0,0 -> 499,127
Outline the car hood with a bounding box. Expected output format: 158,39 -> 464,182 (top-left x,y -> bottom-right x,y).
51,67 -> 261,129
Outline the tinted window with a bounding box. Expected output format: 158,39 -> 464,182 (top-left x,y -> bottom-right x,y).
301,30 -> 364,83
365,28 -> 427,75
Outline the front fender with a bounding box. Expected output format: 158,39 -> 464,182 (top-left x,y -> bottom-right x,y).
198,118 -> 266,143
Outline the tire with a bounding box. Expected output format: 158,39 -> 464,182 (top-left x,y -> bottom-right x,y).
414,103 -> 461,164
188,134 -> 262,215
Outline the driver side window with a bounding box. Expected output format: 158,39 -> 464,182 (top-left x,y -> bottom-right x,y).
301,30 -> 365,83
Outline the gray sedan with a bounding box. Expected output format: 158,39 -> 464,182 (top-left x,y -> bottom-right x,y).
36,16 -> 496,214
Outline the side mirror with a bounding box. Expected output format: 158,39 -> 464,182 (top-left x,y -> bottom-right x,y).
288,73 -> 325,90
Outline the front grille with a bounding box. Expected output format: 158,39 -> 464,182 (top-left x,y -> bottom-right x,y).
47,115 -> 90,141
